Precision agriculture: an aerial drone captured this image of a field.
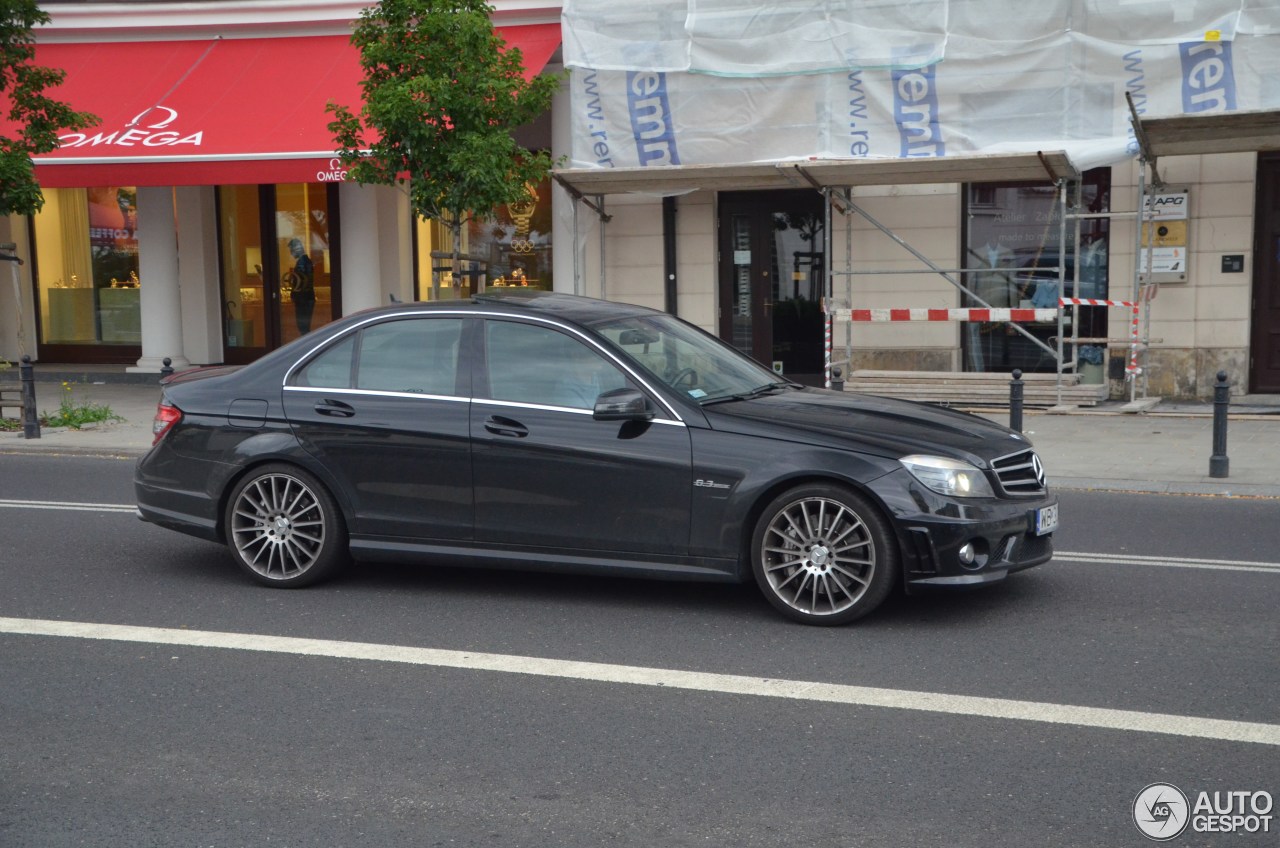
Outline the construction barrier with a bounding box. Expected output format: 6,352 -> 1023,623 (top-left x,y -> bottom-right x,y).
831,307 -> 1059,324
1058,297 -> 1142,377
826,289 -> 1157,388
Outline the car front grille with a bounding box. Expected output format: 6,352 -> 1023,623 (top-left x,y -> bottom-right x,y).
992,448 -> 1047,497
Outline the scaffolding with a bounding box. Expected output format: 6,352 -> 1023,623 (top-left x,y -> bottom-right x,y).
552,107 -> 1280,404
555,149 -> 1158,405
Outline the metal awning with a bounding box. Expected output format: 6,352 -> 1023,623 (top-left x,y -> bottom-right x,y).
1136,108 -> 1280,157
553,151 -> 1080,196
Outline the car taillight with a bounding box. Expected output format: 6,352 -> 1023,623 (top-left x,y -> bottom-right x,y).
152,401 -> 183,444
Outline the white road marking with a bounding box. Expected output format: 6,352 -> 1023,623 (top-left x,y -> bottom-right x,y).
1056,551 -> 1280,574
2,616 -> 1277,747
0,498 -> 136,514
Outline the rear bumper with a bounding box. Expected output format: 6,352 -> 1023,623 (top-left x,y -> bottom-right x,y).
134,450 -> 228,544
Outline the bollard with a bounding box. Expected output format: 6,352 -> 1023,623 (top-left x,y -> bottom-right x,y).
1209,370 -> 1230,478
19,355 -> 40,439
160,357 -> 174,380
1009,369 -> 1024,433
831,365 -> 844,392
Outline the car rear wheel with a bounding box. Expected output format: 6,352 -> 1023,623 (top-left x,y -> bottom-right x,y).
224,464 -> 347,587
751,484 -> 897,625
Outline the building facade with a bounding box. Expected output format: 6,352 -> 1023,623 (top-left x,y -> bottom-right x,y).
3,1 -> 1279,399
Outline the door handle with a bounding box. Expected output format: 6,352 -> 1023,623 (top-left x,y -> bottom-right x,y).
484,415 -> 528,438
314,399 -> 355,418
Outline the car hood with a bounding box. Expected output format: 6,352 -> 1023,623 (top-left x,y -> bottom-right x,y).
700,388 -> 1032,465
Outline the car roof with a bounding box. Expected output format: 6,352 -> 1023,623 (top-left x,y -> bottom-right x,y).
470,290 -> 661,325
329,291 -> 662,330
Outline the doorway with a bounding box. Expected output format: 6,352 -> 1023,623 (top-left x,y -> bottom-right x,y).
717,190 -> 826,384
217,184 -> 341,364
1251,153 -> 1280,393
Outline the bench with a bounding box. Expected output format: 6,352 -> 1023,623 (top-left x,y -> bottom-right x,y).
0,386 -> 26,416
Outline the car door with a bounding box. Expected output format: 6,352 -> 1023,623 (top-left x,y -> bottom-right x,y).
283,314 -> 473,540
471,317 -> 693,556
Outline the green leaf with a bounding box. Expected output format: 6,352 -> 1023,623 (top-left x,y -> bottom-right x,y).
327,0 -> 563,232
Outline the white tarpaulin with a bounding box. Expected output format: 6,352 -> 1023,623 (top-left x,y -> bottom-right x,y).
562,0 -> 1280,180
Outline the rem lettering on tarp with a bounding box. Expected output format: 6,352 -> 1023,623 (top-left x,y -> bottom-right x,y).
847,71 -> 871,157
580,71 -> 614,167
627,71 -> 681,166
892,61 -> 944,158
1179,40 -> 1236,113
1123,49 -> 1146,154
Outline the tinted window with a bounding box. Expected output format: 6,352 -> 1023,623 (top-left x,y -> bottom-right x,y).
485,321 -> 627,409
294,334 -> 356,388
356,318 -> 463,395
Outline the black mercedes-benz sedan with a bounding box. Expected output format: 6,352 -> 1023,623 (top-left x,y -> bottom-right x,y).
135,291 -> 1057,625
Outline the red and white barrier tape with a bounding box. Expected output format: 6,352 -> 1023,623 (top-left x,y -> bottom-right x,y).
831,307 -> 1059,323
1059,297 -> 1138,308
824,312 -> 832,388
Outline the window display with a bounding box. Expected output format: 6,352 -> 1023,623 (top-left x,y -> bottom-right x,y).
962,170 -> 1110,373
32,186 -> 141,348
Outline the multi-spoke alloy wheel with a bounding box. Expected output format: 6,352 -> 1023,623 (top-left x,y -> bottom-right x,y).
225,464 -> 347,587
750,484 -> 896,625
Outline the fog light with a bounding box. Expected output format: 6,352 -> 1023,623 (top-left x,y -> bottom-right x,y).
958,540 -> 989,570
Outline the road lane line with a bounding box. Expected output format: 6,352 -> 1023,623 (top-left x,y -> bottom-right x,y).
1056,551 -> 1280,574
0,498 -> 136,513
2,616 -> 1276,747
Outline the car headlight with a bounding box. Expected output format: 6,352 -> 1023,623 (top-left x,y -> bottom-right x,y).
899,455 -> 995,498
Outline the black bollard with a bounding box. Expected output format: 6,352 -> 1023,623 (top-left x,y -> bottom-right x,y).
19,355 -> 40,440
1209,370 -> 1230,478
1009,369 -> 1024,433
831,365 -> 844,392
160,357 -> 174,380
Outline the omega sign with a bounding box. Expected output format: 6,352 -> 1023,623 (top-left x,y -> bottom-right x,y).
317,158 -> 348,182
58,107 -> 203,149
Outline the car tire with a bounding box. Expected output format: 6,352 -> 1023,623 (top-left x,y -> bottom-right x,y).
750,483 -> 897,625
224,463 -> 348,588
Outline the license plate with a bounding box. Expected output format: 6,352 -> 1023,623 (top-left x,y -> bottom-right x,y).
1034,503 -> 1059,536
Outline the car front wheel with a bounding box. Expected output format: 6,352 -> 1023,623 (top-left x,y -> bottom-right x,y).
224,464 -> 348,587
750,484 -> 896,625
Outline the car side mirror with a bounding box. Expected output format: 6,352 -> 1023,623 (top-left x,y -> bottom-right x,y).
593,388 -> 654,421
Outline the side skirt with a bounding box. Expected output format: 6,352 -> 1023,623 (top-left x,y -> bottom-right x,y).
348,537 -> 742,583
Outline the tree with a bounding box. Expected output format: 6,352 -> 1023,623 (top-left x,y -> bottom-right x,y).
327,0 -> 561,299
0,0 -> 97,216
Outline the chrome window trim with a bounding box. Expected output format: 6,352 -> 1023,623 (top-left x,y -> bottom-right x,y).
475,397 -> 687,426
282,307 -> 686,424
281,309 -> 474,388
283,385 -> 469,404
480,312 -> 684,423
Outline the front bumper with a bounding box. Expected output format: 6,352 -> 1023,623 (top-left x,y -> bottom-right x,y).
869,469 -> 1056,592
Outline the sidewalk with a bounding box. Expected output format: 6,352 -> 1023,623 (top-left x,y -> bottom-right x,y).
3,368 -> 1279,498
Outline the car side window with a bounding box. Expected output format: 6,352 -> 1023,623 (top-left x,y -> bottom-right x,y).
485,320 -> 628,409
356,318 -> 464,395
294,334 -> 356,388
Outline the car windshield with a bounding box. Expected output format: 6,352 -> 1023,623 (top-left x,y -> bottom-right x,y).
595,313 -> 792,403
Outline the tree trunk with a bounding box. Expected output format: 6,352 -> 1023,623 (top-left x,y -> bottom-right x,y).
450,218 -> 463,300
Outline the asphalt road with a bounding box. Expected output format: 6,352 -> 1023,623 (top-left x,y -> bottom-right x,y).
1,454 -> 1277,847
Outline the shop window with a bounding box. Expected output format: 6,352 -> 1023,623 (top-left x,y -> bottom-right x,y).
414,215 -> 475,301
32,186 -> 141,347
470,175 -> 553,293
218,183 -> 337,360
412,174 -> 554,301
962,169 -> 1110,373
